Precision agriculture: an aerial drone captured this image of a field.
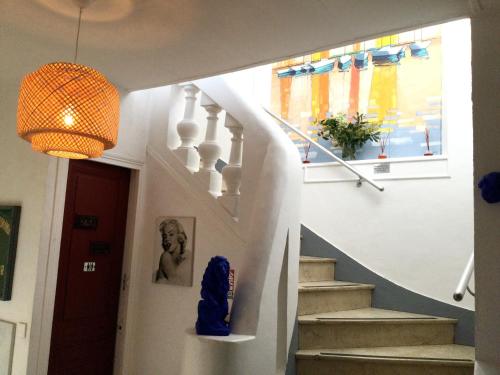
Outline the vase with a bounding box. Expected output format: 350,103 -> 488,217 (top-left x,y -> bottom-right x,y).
341,146 -> 357,160
378,153 -> 387,159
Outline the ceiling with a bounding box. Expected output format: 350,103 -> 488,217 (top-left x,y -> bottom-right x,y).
1,0 -> 471,91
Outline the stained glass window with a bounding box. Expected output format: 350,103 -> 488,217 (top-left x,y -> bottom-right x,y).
270,25 -> 443,162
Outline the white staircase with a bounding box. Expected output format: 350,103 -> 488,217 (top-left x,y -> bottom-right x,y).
296,256 -> 475,375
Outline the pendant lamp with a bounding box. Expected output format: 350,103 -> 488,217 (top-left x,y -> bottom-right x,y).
17,1 -> 120,159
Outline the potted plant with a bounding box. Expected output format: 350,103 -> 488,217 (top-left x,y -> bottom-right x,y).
317,113 -> 380,160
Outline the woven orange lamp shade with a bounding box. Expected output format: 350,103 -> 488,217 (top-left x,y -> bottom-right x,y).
17,62 -> 120,159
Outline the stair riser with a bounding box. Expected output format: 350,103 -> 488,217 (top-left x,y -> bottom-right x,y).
299,262 -> 335,282
299,322 -> 455,350
297,359 -> 473,375
298,289 -> 372,315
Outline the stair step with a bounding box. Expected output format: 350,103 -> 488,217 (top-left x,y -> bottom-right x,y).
299,308 -> 457,349
296,345 -> 474,375
300,256 -> 337,263
299,256 -> 336,282
298,281 -> 374,315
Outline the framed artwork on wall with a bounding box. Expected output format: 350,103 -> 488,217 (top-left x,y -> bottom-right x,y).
0,206 -> 21,301
152,216 -> 196,287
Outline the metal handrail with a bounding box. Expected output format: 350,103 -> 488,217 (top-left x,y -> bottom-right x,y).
453,252 -> 475,301
263,108 -> 384,192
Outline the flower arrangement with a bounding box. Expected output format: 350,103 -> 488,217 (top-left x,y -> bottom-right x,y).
378,131 -> 390,159
303,142 -> 312,164
424,128 -> 433,156
317,113 -> 380,160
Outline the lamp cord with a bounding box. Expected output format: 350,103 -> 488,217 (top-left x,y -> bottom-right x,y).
73,7 -> 83,63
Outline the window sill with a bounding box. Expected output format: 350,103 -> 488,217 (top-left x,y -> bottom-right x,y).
303,155 -> 448,168
303,155 -> 450,183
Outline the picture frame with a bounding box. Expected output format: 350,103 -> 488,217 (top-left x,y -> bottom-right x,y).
152,216 -> 196,287
0,206 -> 21,301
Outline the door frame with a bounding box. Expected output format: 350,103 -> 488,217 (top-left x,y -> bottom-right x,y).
27,155 -> 145,375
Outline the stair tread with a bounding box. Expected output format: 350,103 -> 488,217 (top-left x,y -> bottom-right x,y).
298,308 -> 458,324
299,280 -> 375,292
300,256 -> 336,263
296,344 -> 474,366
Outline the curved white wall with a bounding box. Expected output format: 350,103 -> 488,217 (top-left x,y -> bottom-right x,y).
117,75 -> 302,375
301,20 -> 474,309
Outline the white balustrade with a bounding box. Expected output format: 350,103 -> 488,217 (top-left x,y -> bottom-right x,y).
219,114 -> 243,217
196,94 -> 223,196
174,83 -> 200,171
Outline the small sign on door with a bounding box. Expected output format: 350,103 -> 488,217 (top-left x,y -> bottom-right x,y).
74,215 -> 98,230
83,262 -> 96,272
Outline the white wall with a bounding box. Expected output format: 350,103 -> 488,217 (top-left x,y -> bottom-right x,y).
224,65 -> 273,109
300,19 -> 475,309
100,89 -> 154,167
0,78 -> 50,375
123,76 -> 302,375
131,152 -> 247,374
470,2 -> 500,373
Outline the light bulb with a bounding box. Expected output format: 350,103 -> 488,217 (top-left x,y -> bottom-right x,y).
63,114 -> 74,126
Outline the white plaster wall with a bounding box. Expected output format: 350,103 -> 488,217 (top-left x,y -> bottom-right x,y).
126,76 -> 302,375
471,3 -> 500,372
131,153 -> 246,375
300,19 -> 475,309
224,65 -> 273,109
101,89 -> 153,166
0,78 -> 50,375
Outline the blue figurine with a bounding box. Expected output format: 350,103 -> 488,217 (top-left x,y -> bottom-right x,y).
196,256 -> 231,336
478,172 -> 500,204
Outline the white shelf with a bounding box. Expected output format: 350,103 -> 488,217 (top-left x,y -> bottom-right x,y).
186,328 -> 255,343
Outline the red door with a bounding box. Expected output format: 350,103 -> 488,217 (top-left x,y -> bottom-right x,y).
49,160 -> 130,375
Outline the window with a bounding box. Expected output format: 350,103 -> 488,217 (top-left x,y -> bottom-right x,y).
271,25 -> 443,162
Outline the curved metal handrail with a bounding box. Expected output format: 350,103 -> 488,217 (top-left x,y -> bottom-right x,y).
263,108 -> 384,192
453,252 -> 474,301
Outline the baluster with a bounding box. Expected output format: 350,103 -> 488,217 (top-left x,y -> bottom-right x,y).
219,114 -> 243,218
196,94 -> 222,196
174,83 -> 200,171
